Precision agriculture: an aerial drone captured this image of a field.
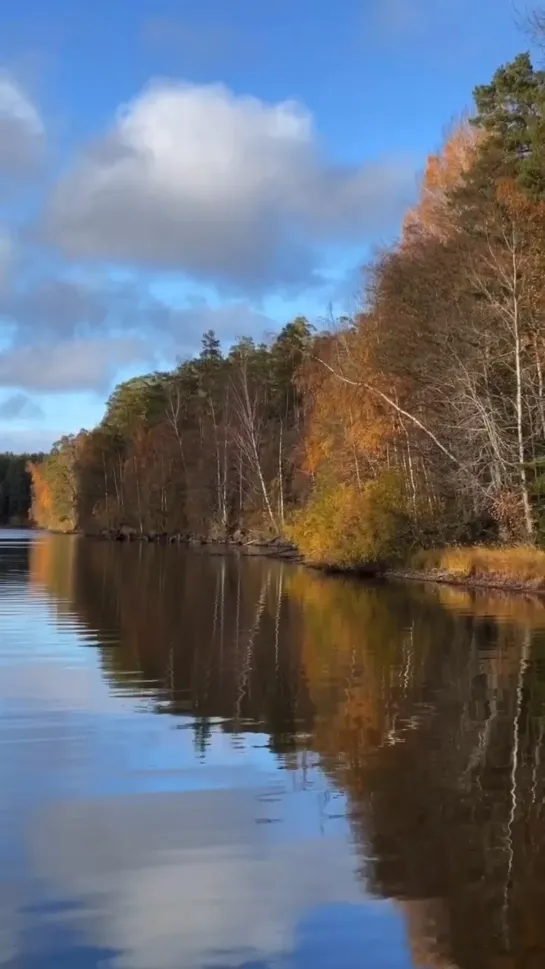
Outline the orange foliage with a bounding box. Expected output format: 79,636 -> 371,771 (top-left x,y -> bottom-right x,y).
403,120 -> 484,244
27,461 -> 53,528
297,331 -> 398,484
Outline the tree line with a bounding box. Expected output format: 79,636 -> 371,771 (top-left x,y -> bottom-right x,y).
29,320 -> 311,538
29,49 -> 545,564
0,453 -> 42,526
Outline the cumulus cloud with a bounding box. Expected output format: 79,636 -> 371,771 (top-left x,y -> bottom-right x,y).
0,73 -> 44,177
0,77 -> 410,408
0,337 -> 153,392
0,392 -> 44,420
45,81 -> 414,291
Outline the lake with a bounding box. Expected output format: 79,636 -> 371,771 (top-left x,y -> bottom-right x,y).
1,529 -> 545,968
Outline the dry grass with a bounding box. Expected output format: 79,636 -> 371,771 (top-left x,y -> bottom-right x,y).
410,545 -> 545,588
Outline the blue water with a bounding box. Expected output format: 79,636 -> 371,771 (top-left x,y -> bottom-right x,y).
0,529 -> 543,968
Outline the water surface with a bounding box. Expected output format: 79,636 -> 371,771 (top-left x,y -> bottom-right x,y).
1,530 -> 545,968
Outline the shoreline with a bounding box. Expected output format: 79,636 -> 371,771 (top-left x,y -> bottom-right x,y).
384,567 -> 545,597
87,529 -> 303,561
304,563 -> 545,597
38,527 -> 545,597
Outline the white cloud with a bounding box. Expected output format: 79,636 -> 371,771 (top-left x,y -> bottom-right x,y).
0,73 -> 44,176
0,337 -> 153,392
45,81 -> 414,291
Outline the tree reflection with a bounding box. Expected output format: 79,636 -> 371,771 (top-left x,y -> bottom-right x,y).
289,571 -> 545,969
28,534 -> 545,968
29,537 -> 314,752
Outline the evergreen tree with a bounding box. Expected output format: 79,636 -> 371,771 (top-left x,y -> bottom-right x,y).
472,52 -> 545,196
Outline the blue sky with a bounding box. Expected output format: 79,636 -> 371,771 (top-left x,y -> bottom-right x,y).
0,0 -> 531,452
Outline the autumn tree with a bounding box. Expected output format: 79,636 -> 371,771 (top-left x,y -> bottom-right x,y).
402,119 -> 483,244
28,436 -> 81,532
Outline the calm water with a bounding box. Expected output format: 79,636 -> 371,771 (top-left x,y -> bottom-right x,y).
2,532 -> 545,968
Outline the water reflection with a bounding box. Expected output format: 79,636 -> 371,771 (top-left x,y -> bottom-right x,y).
1,532 -> 545,966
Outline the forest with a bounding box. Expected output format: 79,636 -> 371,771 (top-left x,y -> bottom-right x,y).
0,453 -> 42,526
27,50 -> 545,569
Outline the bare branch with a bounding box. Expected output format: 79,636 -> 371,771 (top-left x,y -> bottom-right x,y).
314,355 -> 461,467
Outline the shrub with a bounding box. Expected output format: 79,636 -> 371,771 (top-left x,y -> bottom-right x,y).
287,472 -> 412,569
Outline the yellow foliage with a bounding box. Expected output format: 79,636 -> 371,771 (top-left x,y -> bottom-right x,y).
27,461 -> 52,529
411,545 -> 545,588
297,335 -> 398,483
27,457 -> 76,533
287,472 -> 411,568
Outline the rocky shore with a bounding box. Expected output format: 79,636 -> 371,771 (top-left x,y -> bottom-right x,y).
386,567 -> 545,596
91,527 -> 301,561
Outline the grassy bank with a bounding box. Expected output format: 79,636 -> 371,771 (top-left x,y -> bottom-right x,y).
397,546 -> 545,593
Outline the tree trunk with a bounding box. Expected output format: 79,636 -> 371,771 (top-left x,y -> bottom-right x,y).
278,420 -> 285,527
512,250 -> 534,540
